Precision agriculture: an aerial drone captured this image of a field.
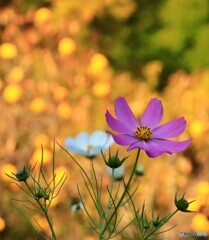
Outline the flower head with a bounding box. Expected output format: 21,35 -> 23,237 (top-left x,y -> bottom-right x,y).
105,97 -> 191,158
65,130 -> 114,158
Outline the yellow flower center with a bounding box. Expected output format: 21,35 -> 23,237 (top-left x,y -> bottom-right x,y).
87,145 -> 93,152
135,126 -> 153,141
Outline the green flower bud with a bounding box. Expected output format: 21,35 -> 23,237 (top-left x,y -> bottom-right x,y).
102,149 -> 128,169
135,165 -> 144,176
35,188 -> 44,199
175,192 -> 195,212
35,187 -> 50,200
143,216 -> 150,229
15,166 -> 30,182
152,214 -> 160,227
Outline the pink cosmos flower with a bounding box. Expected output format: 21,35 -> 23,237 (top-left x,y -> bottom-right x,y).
105,97 -> 191,158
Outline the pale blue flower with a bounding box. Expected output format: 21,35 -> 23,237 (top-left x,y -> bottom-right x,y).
65,130 -> 114,158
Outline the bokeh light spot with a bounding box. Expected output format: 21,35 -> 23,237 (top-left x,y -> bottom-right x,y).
0,43 -> 17,59
58,37 -> 76,56
3,84 -> 22,103
92,82 -> 110,97
87,53 -> 108,75
34,8 -> 52,25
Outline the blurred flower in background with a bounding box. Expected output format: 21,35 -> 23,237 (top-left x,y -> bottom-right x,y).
65,130 -> 114,158
107,165 -> 124,181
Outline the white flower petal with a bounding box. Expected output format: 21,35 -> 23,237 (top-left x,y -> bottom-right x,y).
89,146 -> 104,156
103,136 -> 114,149
89,130 -> 108,146
75,132 -> 90,151
65,137 -> 76,148
65,144 -> 88,155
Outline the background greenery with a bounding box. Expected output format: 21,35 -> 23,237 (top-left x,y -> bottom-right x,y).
0,0 -> 209,239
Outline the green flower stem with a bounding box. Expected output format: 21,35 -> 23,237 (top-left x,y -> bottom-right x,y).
100,168 -> 115,232
143,209 -> 179,240
24,180 -> 57,240
99,149 -> 140,239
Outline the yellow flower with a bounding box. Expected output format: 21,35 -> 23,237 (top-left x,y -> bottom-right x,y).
0,43 -> 17,59
87,53 -> 108,75
3,84 -> 22,103
34,8 -> 52,25
30,97 -> 47,113
58,37 -> 76,56
57,102 -> 72,118
92,82 -> 110,97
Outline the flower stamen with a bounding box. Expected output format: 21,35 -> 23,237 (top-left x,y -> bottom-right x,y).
87,145 -> 93,153
135,126 -> 153,141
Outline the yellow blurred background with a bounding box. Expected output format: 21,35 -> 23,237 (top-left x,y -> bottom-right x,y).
0,1 -> 208,239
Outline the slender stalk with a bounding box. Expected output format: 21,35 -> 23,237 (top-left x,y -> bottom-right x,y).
99,149 -> 140,239
24,181 -> 57,240
100,168 -> 115,235
143,209 -> 179,240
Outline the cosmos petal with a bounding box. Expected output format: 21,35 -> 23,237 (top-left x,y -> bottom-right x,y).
103,135 -> 115,149
108,132 -> 136,146
106,110 -> 134,133
65,137 -> 75,148
75,132 -> 89,151
65,142 -> 88,155
141,98 -> 163,128
148,138 -> 191,155
127,140 -> 150,152
153,117 -> 186,138
127,140 -> 165,157
89,146 -> 105,156
114,97 -> 138,129
89,130 -> 108,146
